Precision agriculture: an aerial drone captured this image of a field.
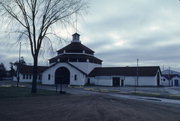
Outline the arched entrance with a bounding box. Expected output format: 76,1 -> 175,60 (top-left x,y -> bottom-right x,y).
55,67 -> 70,84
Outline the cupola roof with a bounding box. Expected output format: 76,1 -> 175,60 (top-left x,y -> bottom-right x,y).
57,33 -> 94,55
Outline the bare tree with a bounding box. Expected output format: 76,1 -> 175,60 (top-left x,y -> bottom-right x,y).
0,0 -> 87,93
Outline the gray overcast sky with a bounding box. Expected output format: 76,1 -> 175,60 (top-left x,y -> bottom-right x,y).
1,0 -> 180,71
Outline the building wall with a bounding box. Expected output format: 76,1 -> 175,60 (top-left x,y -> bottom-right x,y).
172,77 -> 180,86
90,76 -> 112,86
13,76 -> 17,81
161,77 -> 170,86
13,74 -> 41,83
124,76 -> 156,86
161,76 -> 180,86
90,76 -> 157,86
69,62 -> 101,74
42,63 -> 86,85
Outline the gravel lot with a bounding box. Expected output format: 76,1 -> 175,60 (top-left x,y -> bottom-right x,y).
0,94 -> 179,121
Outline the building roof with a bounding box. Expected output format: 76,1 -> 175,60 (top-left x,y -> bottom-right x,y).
88,66 -> 161,77
57,42 -> 94,55
49,33 -> 102,65
57,33 -> 94,55
49,54 -> 102,64
19,65 -> 48,74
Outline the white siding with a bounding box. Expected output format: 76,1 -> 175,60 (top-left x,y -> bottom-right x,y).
90,76 -> 112,86
13,74 -> 41,83
161,77 -> 170,86
125,76 -> 156,86
42,63 -> 86,85
69,62 -> 101,74
90,76 -> 157,86
173,77 -> 180,86
13,76 -> 17,81
161,76 -> 180,86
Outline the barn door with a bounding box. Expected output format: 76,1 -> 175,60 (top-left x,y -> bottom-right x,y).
113,77 -> 120,86
55,67 -> 70,84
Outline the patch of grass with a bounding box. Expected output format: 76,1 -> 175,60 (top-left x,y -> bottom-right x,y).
129,92 -> 180,100
82,87 -> 180,100
84,88 -> 94,91
0,86 -> 59,98
69,85 -> 83,88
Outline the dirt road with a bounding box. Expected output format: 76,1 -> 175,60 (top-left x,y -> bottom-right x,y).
0,94 -> 179,121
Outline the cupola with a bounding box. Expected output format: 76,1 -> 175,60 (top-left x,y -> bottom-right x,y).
72,33 -> 80,43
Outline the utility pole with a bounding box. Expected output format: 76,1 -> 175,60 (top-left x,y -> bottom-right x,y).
168,67 -> 171,86
135,59 -> 139,94
137,59 -> 139,87
17,42 -> 21,87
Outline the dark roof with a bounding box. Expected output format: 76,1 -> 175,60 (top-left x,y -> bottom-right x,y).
162,74 -> 180,80
89,66 -> 161,77
49,54 -> 102,64
19,65 -> 48,74
57,42 -> 94,55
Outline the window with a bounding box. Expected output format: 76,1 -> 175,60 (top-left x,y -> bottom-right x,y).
26,74 -> 28,79
74,75 -> 77,80
87,78 -> 90,84
48,74 -> 51,80
29,74 -> 31,79
23,74 -> 25,79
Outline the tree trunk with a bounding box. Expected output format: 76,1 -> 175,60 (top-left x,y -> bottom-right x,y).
31,55 -> 38,93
